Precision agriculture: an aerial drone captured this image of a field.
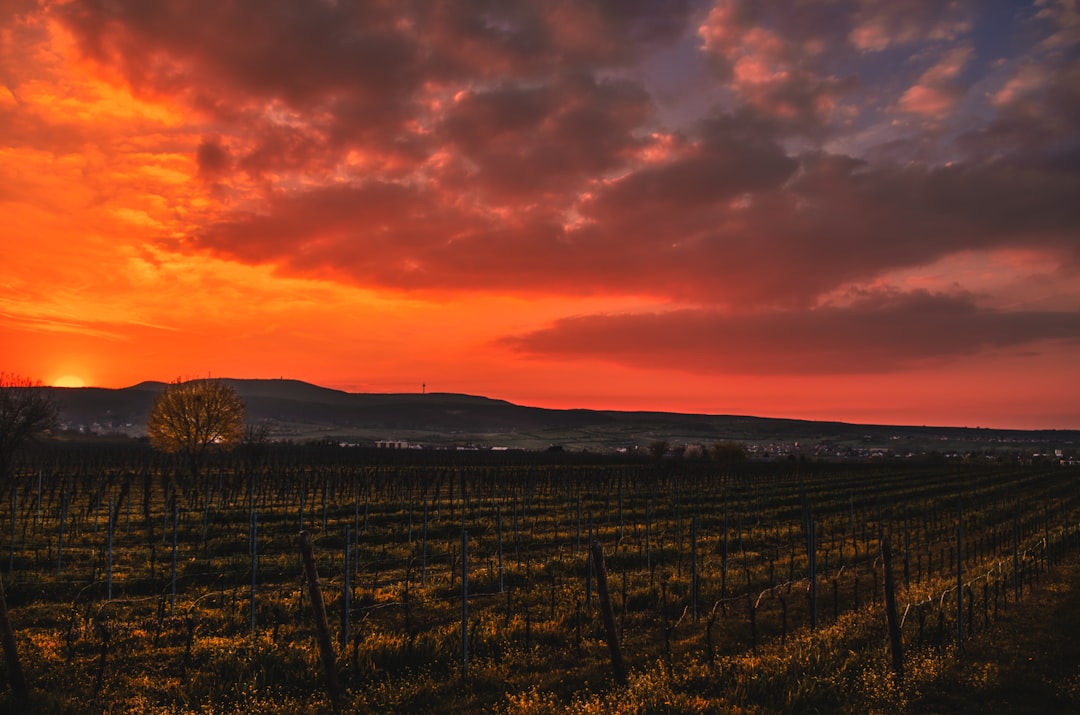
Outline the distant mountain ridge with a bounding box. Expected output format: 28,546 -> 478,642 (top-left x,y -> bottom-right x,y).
44,378 -> 1080,455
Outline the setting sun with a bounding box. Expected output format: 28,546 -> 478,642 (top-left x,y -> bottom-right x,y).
2,1 -> 1078,430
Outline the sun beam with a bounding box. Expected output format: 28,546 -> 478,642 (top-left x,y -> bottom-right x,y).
53,374 -> 86,388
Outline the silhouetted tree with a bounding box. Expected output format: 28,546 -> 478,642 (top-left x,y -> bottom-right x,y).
648,439 -> 670,461
148,379 -> 244,486
710,441 -> 747,464
0,373 -> 59,485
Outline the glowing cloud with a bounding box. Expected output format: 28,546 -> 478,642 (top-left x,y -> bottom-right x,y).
1,0 -> 1078,429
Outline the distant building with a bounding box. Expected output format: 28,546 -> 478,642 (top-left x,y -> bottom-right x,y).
376,439 -> 408,449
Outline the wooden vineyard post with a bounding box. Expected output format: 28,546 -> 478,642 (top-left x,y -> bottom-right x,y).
903,516 -> 911,588
170,502 -> 179,614
56,489 -> 67,575
800,482 -> 818,629
808,518 -> 818,629
747,592 -> 759,653
161,483 -> 170,545
705,600 -> 721,662
421,501 -> 429,587
849,492 -> 857,560
8,487 -> 16,574
690,516 -> 699,622
201,482 -> 210,553
461,528 -> 469,676
107,498 -> 114,601
645,499 -> 653,587
92,622 -> 109,698
576,495 -> 582,554
497,503 -> 504,594
297,531 -> 342,715
298,475 -> 306,533
591,541 -> 627,684
341,525 -> 351,649
1013,511 -> 1021,602
1044,503 -> 1051,570
956,507 -> 964,651
721,502 -> 729,607
362,479 -> 370,533
321,476 -> 328,532
585,519 -> 593,607
881,536 -> 904,683
618,482 -> 624,541
0,571 -> 27,701
35,471 -> 42,530
250,508 -> 258,632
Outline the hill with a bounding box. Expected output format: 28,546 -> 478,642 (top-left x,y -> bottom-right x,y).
45,378 -> 1080,457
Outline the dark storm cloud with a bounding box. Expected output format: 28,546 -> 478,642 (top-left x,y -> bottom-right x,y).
195,138 -> 229,177
60,0 -> 695,100
61,0 -> 424,104
192,140 -> 1080,305
585,115 -> 799,212
57,0 -> 693,180
502,290 -> 1080,374
52,0 -> 1080,375
563,149 -> 1080,305
957,54 -> 1080,156
192,113 -> 810,298
436,73 -> 655,202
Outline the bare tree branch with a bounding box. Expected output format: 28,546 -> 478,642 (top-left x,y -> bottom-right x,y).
147,379 -> 245,487
0,373 -> 59,483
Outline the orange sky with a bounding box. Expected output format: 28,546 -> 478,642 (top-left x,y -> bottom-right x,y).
3,1 -> 1079,429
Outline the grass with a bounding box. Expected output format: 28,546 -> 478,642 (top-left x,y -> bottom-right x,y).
0,453 -> 1076,713
903,552 -> 1080,714
493,549 -> 1080,715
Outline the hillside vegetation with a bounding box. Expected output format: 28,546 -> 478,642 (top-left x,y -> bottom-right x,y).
48,380 -> 1080,455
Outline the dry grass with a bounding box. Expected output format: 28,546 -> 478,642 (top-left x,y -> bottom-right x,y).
0,457 -> 1075,713
903,553 -> 1080,714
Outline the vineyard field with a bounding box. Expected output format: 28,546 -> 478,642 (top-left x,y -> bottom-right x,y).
0,443 -> 1077,713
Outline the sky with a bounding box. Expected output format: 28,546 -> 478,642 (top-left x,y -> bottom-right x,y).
2,0 -> 1079,430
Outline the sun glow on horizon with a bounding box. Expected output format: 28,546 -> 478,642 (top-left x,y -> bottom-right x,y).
1,2 -> 1078,430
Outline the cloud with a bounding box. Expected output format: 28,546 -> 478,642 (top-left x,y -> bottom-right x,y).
848,0 -> 972,52
581,114 -> 798,215
692,0 -> 979,136
35,3 -> 1080,317
59,0 -> 694,104
435,73 -> 654,203
502,289 -> 1080,375
958,53 -> 1080,156
186,140 -> 1080,307
1,0 -> 1078,430
896,46 -> 973,117
0,310 -> 129,341
697,0 -> 861,133
1035,0 -> 1080,51
195,137 -> 229,177
61,1 -> 424,105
